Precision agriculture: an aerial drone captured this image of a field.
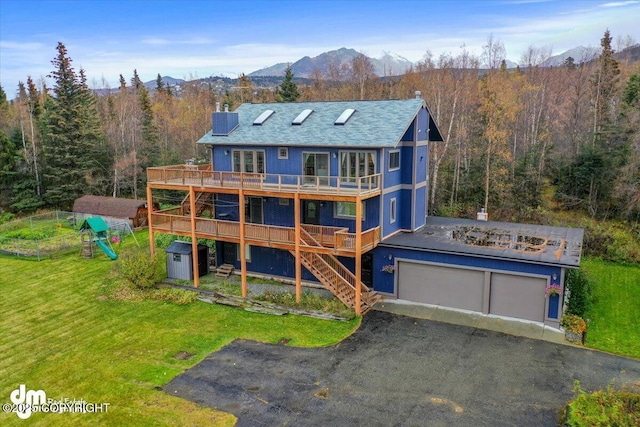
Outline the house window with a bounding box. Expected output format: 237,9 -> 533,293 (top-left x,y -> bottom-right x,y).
173,253 -> 182,262
278,147 -> 288,159
244,197 -> 263,224
335,201 -> 365,220
279,198 -> 290,206
232,150 -> 265,174
340,151 -> 376,183
237,244 -> 252,262
389,150 -> 400,171
390,198 -> 397,223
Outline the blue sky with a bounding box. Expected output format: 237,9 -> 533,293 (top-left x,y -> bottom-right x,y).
1,0 -> 638,97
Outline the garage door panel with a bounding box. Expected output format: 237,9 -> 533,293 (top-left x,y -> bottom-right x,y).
490,273 -> 546,322
398,262 -> 484,312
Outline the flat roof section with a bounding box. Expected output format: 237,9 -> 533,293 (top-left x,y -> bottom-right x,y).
380,216 -> 584,268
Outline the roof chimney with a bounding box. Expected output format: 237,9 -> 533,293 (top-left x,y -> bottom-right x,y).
211,104 -> 239,136
415,91 -> 422,99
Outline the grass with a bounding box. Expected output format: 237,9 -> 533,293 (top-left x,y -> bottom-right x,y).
582,258 -> 640,358
0,231 -> 359,426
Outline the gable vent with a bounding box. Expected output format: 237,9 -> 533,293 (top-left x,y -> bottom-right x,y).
335,108 -> 355,125
253,109 -> 275,125
292,109 -> 313,125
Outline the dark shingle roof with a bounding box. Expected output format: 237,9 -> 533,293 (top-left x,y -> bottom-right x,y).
73,195 -> 147,219
197,99 -> 443,147
380,216 -> 584,268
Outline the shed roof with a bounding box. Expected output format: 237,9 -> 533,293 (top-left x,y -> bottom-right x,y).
165,241 -> 207,255
197,99 -> 443,148
73,195 -> 148,219
380,216 -> 584,268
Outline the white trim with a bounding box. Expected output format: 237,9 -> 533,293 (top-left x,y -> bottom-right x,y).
388,150 -> 400,171
390,198 -> 397,224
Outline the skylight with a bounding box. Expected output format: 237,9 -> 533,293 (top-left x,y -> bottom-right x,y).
292,109 -> 313,125
335,108 -> 356,125
253,109 -> 275,125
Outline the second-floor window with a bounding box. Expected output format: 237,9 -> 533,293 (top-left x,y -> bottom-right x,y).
340,151 -> 376,183
389,150 -> 400,171
233,150 -> 265,174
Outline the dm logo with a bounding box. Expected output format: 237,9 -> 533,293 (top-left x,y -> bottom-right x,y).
10,384 -> 46,419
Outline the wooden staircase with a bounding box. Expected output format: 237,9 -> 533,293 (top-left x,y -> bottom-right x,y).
291,228 -> 381,314
182,192 -> 213,217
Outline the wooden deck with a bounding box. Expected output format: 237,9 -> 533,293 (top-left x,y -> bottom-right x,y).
147,165 -> 381,199
151,211 -> 380,255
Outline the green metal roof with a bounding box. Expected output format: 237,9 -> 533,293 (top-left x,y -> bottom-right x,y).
80,216 -> 110,233
197,99 -> 439,148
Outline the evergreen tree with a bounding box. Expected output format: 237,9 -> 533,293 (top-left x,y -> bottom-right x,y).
155,73 -> 164,92
131,69 -> 143,90
276,66 -> 300,102
558,30 -> 624,218
0,130 -> 18,209
40,42 -> 108,209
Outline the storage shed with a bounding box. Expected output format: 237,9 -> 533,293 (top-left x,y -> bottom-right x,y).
73,195 -> 159,228
165,241 -> 209,280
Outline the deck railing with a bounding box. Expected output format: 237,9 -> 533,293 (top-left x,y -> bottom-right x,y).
147,165 -> 381,196
151,212 -> 380,253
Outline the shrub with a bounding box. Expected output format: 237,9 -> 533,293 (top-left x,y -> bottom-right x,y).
565,268 -> 592,318
563,381 -> 640,427
561,314 -> 587,334
117,249 -> 163,289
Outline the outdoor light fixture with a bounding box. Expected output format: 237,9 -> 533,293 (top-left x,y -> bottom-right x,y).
388,253 -> 393,260
332,152 -> 337,159
224,149 -> 229,155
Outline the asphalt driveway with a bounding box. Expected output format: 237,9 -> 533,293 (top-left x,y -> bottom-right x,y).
165,311 -> 640,426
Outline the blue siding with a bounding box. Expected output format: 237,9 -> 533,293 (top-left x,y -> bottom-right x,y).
401,146 -> 414,185
382,191 -> 402,238
414,186 -> 426,230
401,120 -> 415,142
383,148 -> 403,189
417,108 -> 428,142
399,189 -> 412,230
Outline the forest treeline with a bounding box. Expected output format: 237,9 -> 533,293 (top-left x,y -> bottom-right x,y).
1,32 -> 639,230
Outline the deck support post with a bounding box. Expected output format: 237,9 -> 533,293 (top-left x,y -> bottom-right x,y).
355,197 -> 362,316
239,189 -> 247,298
294,193 -> 301,303
147,185 -> 155,256
189,186 -> 199,288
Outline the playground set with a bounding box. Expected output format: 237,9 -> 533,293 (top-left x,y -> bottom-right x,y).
80,216 -> 138,260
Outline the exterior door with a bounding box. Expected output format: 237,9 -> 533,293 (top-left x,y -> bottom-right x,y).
222,242 -> 236,265
302,201 -> 320,225
303,153 -> 329,185
361,253 -> 373,288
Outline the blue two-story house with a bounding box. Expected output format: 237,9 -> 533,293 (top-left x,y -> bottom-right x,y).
146,94 -> 583,327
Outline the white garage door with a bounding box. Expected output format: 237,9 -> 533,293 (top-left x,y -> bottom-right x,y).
397,261 -> 548,322
397,262 -> 485,312
489,273 -> 546,322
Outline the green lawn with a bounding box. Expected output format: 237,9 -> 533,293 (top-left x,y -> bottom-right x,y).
582,258 -> 640,358
0,232 -> 359,426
